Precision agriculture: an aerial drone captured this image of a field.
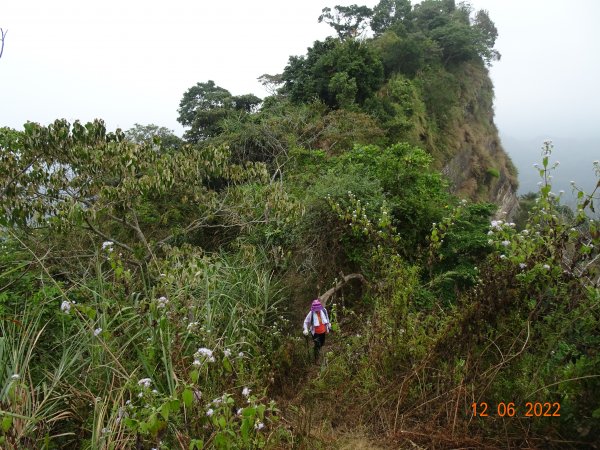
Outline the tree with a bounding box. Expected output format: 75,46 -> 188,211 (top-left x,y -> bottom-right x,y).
0,28 -> 7,59
125,123 -> 183,151
282,37 -> 384,108
177,81 -> 261,142
370,0 -> 412,35
257,73 -> 283,95
318,5 -> 372,39
0,119 -> 269,262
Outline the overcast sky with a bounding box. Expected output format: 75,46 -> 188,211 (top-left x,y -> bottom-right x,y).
1,0 -> 599,147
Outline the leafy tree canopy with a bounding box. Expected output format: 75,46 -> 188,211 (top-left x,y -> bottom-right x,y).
177,80 -> 261,142
282,37 -> 384,108
125,123 -> 183,151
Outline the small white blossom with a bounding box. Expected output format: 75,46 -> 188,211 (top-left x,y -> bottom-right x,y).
519,263 -> 527,269
543,264 -> 551,270
206,408 -> 214,417
157,296 -> 168,308
60,300 -> 74,314
138,378 -> 152,388
255,422 -> 265,430
487,239 -> 494,245
242,387 -> 251,398
93,328 -> 102,337
500,254 -> 507,259
238,352 -> 244,358
101,428 -> 109,434
237,408 -> 243,415
102,241 -> 114,251
501,240 -> 510,247
487,230 -> 494,236
11,374 -> 19,380
223,349 -> 232,358
197,348 -> 213,358
193,359 -> 201,367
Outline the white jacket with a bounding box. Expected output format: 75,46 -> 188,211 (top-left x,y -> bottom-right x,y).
303,309 -> 331,335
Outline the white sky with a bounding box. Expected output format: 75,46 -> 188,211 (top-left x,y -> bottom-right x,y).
1,0 -> 599,144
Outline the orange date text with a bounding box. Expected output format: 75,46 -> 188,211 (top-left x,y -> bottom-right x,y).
471,402 -> 560,417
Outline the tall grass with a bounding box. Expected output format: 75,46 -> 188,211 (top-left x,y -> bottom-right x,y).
1,242 -> 288,448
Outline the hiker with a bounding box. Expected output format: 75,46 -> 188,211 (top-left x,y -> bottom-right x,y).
303,299 -> 331,362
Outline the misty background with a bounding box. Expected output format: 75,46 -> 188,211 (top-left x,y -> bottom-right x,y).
1,0 -> 598,203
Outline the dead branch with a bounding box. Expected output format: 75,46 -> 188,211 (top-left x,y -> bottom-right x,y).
0,28 -> 7,59
319,273 -> 366,306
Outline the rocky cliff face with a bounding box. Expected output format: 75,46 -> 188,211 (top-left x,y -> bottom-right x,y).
433,63 -> 519,218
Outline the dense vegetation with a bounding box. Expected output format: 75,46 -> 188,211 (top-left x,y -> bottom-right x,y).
1,1 -> 599,449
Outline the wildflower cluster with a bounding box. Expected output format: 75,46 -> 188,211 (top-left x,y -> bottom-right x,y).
328,192 -> 400,245
194,347 -> 215,365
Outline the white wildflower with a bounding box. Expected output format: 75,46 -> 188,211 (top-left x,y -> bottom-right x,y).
238,352 -> 244,358
60,300 -> 74,314
237,408 -> 243,416
543,264 -> 551,270
223,349 -> 232,358
255,421 -> 265,430
101,428 -> 109,434
197,348 -> 213,358
93,328 -> 102,337
206,408 -> 214,417
138,378 -> 151,388
501,240 -> 510,247
242,387 -> 251,398
102,241 -> 114,251
500,254 -> 507,259
187,321 -> 199,331
193,359 -> 201,366
519,263 -> 527,269
157,296 -> 168,308
11,374 -> 19,380
487,239 -> 494,245
487,230 -> 494,236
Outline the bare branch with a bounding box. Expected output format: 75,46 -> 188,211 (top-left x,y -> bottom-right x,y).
319,273 -> 367,306
0,28 -> 7,59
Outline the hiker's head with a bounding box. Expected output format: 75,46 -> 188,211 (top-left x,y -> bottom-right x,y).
311,299 -> 323,312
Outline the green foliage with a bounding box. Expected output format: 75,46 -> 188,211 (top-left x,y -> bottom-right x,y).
282,37 -> 384,109
318,4 -> 373,39
370,0 -> 413,36
125,123 -> 183,151
177,80 -> 261,142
